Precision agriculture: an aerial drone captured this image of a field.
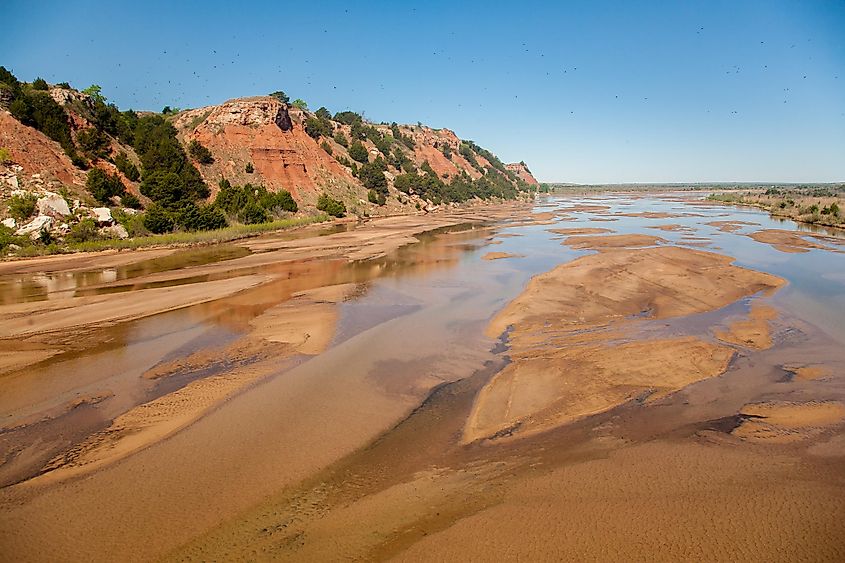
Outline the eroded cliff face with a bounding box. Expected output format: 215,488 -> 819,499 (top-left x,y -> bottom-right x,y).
506,162 -> 539,186
174,98 -> 359,205
2,88 -> 538,218
0,111 -> 81,187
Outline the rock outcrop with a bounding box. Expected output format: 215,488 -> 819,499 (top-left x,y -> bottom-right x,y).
174,98 -> 356,205
506,162 -> 539,185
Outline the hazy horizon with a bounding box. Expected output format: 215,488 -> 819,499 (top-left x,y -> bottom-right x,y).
3,0 -> 844,184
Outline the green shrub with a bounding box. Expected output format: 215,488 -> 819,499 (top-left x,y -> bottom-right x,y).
66,218 -> 100,243
269,91 -> 290,104
348,141 -> 369,163
333,111 -> 362,126
0,147 -> 11,164
114,152 -> 140,181
86,168 -> 126,204
8,193 -> 37,221
240,201 -> 268,224
77,127 -> 111,160
291,99 -> 308,110
359,159 -> 387,195
178,203 -> 228,231
135,115 -> 210,207
333,131 -> 349,147
320,140 -> 333,155
245,162 -> 254,173
368,189 -> 385,205
0,66 -> 21,89
0,224 -> 25,252
9,91 -> 76,160
143,204 -> 175,233
32,77 -> 49,90
316,193 -> 346,217
82,84 -> 106,104
260,190 -> 298,213
188,139 -> 214,164
214,180 -> 297,221
121,192 -> 142,209
305,116 -> 332,139
113,209 -> 148,237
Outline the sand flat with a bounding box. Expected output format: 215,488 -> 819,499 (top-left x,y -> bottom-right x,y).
714,304 -> 778,350
0,275 -> 271,337
562,233 -> 666,249
546,227 -> 614,235
482,252 -> 522,260
734,401 -> 845,443
473,246 -> 784,441
748,229 -> 835,253
465,337 -> 734,441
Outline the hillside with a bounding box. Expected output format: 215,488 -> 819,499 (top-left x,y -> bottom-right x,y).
0,67 -> 539,252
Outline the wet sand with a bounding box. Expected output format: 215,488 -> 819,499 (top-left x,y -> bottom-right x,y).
469,246 -> 784,441
2,194 -> 845,562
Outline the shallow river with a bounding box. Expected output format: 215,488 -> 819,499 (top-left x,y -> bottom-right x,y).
1,192 -> 844,561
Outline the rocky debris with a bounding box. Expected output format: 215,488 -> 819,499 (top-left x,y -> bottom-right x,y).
177,97 -> 292,132
1,167 -> 21,190
100,224 -> 129,239
90,207 -> 114,225
36,192 -> 71,218
15,215 -> 54,239
1,218 -> 15,229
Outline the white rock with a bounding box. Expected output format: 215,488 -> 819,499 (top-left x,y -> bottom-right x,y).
36,193 -> 71,217
1,218 -> 16,229
100,224 -> 129,239
15,215 -> 54,237
91,207 -> 113,225
121,208 -> 139,215
5,175 -> 19,189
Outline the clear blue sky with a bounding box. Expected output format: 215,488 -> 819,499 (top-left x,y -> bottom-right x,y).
3,1 -> 844,183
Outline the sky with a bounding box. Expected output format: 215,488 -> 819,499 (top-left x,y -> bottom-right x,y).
2,1 -> 844,183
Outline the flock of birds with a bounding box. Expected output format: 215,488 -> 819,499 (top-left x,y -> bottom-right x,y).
59,25 -> 839,122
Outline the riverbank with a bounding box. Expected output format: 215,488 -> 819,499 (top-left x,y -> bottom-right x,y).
707,190 -> 844,231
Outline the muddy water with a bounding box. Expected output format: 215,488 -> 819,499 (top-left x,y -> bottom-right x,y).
1,195 -> 845,561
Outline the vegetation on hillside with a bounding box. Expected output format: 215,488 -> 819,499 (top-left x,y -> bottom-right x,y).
1,66 -> 535,256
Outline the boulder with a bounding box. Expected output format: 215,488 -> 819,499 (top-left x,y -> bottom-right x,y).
3,174 -> 19,190
100,224 -> 129,239
91,207 -> 113,225
36,193 -> 71,218
15,215 -> 54,238
1,218 -> 16,229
